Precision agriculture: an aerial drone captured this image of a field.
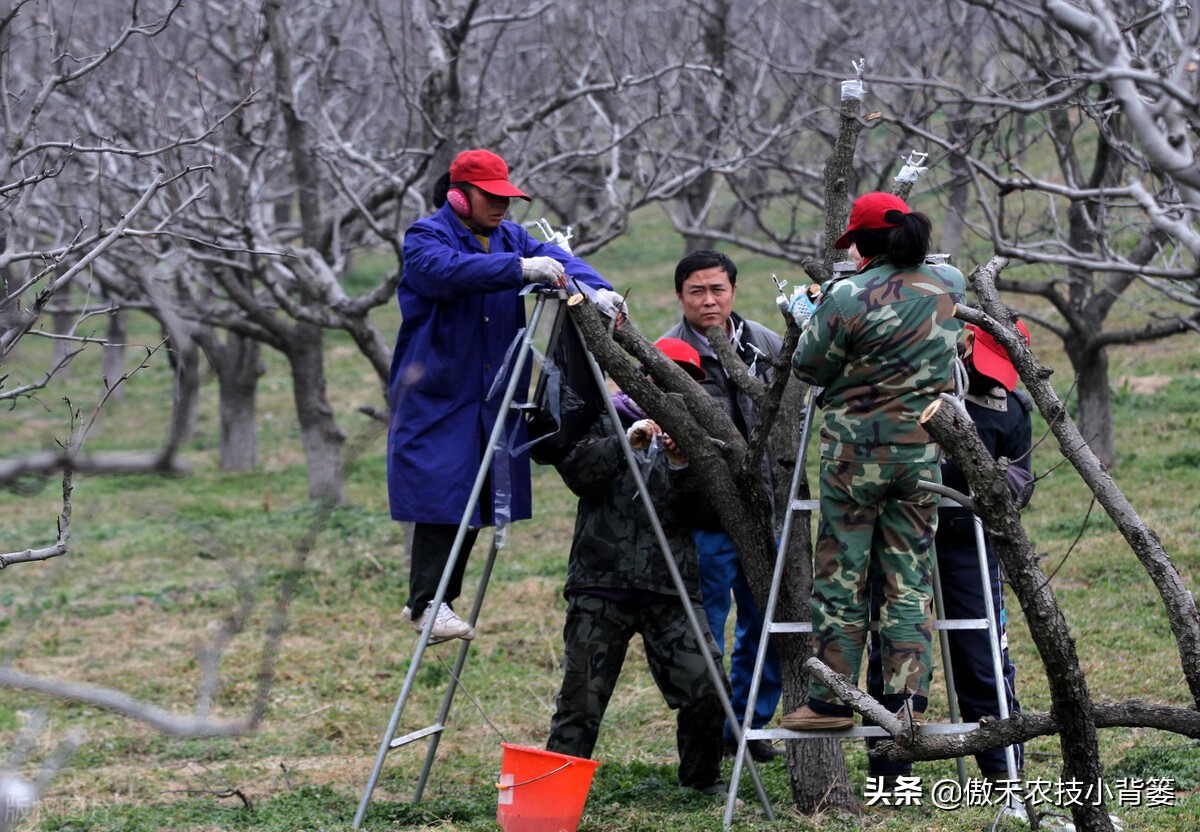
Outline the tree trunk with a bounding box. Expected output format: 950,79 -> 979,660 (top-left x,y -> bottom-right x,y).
767,370 -> 856,812
1064,338 -> 1115,468
168,337 -> 202,454
102,308 -> 126,401
921,397 -> 1113,832
940,125 -> 971,260
213,334 -> 261,473
287,323 -> 344,502
971,257 -> 1200,705
52,299 -> 72,378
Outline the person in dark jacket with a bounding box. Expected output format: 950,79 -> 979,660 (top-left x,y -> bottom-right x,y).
866,319 -> 1033,788
387,149 -> 615,643
546,339 -> 727,796
659,250 -> 786,763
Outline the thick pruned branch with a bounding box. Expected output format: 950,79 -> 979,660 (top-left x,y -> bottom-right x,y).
968,257 -> 1200,707
871,698 -> 1200,766
920,391 -> 1111,829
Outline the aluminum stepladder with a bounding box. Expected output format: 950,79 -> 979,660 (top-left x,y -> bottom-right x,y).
722,385 -> 1021,827
351,287 -> 557,829
353,284 -> 775,827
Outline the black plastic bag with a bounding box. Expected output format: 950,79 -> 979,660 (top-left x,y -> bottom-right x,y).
525,319 -> 606,466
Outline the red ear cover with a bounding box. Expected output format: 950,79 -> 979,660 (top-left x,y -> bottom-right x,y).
447,188 -> 471,219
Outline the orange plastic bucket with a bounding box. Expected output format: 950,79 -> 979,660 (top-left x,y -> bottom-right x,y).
495,743 -> 601,832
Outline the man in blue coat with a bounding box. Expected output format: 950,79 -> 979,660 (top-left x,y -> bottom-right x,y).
387,149 -> 614,642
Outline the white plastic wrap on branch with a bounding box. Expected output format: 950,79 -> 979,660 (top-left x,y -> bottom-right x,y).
895,151 -> 929,184
533,218 -> 573,255
841,58 -> 866,101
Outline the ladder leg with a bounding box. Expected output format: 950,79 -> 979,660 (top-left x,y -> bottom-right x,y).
972,515 -> 1020,780
353,296 -> 551,828
413,531 -> 502,802
930,551 -> 970,787
724,387 -> 817,829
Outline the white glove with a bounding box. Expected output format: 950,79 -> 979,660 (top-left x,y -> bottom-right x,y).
593,287 -> 625,318
626,418 -> 659,450
521,256 -> 565,285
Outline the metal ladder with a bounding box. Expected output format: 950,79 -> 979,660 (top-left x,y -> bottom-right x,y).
351,289 -> 557,829
352,287 -> 776,827
722,387 -> 1020,827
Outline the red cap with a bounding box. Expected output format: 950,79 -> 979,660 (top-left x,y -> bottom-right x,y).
448,149 -> 531,200
834,191 -> 910,249
654,337 -> 707,381
967,320 -> 1030,392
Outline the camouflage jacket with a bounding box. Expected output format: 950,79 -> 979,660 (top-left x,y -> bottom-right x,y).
791,256 -> 966,463
555,413 -> 709,600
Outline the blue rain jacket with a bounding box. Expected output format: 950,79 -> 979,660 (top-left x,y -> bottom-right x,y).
387,203 -> 610,526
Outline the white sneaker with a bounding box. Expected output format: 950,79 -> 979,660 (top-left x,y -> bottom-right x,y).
410,602 -> 475,644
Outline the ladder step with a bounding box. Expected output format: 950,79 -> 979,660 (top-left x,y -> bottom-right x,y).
768,618 -> 989,635
747,722 -> 980,740
389,723 -> 445,749
936,618 -> 989,630
768,622 -> 812,634
790,499 -> 819,512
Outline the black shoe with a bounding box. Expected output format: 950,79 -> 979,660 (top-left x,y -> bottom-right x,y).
722,738 -> 785,762
696,781 -> 727,797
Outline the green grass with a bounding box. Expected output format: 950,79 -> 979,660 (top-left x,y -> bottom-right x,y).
0,209 -> 1198,831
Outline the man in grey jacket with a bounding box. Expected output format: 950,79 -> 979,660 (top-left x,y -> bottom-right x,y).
660,250 -> 785,762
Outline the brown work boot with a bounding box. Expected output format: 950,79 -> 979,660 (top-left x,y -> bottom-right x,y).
779,705 -> 853,731
893,704 -> 924,729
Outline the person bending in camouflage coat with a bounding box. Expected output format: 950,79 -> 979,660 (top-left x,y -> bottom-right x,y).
546,338 -> 727,796
781,192 -> 966,731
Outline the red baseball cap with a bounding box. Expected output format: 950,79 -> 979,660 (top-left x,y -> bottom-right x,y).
966,320 -> 1031,392
449,149 -> 531,200
834,191 -> 910,249
654,337 -> 707,381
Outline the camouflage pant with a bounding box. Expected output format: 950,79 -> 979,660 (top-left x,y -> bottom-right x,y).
546,592 -> 726,790
808,457 -> 939,711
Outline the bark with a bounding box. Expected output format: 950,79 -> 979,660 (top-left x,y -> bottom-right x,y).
208,333 -> 261,473
263,0 -> 347,502
102,308 -> 126,401
0,449 -> 189,481
969,257 -> 1200,707
287,323 -> 345,503
165,332 -> 202,456
920,395 -> 1112,832
820,76 -> 864,278
712,317 -> 857,811
1063,335 -> 1114,468
51,297 -> 72,378
872,698 -> 1200,765
772,378 -> 855,812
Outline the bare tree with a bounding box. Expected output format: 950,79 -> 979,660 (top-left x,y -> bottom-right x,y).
0,0 -> 308,813
867,0 -> 1200,466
